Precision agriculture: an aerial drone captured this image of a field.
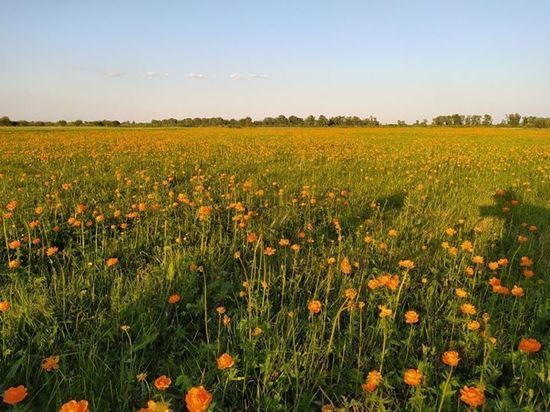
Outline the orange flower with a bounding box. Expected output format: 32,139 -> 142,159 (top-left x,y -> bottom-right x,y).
388,229 -> 398,237
384,275 -> 400,290
455,288 -> 468,298
8,240 -> 21,249
197,205 -> 212,221
308,300 -> 322,314
492,285 -> 509,295
442,351 -> 460,367
46,246 -> 59,256
59,399 -> 89,412
278,238 -> 290,247
464,266 -> 474,276
497,258 -> 509,267
340,257 -> 352,274
488,277 -> 501,287
246,232 -> 258,243
472,255 -> 484,265
460,303 -> 476,315
403,369 -> 423,386
519,256 -> 532,267
487,261 -> 499,271
154,375 -> 171,391
42,355 -> 60,371
344,288 -> 357,300
518,338 -> 541,353
361,381 -> 378,393
216,353 -> 235,370
398,260 -> 415,269
378,305 -> 393,318
140,399 -> 172,412
522,269 -> 535,278
361,370 -> 382,392
290,244 -> 300,252
517,235 -> 528,244
185,386 -> 213,412
263,247 -> 276,256
445,227 -> 456,236
467,320 -> 481,331
367,278 -> 381,290
106,257 -> 119,267
404,310 -> 419,324
460,385 -> 485,408
375,274 -> 400,290
2,385 -> 28,405
511,285 -> 524,297
8,260 -> 20,270
366,370 -> 382,385
168,294 -> 181,304
460,240 -> 474,252
6,200 -> 17,211
0,300 -> 9,313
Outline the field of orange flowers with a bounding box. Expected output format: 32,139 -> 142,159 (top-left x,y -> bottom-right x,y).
0,127 -> 548,411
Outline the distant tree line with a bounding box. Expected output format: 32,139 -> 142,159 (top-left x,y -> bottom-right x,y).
432,114 -> 493,126
0,115 -> 380,128
1,114 -> 550,128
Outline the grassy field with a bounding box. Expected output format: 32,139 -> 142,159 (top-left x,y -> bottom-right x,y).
0,127 -> 548,411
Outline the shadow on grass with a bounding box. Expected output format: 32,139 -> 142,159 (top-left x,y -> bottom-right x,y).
478,188 -> 548,391
377,192 -> 405,211
479,188 -> 548,252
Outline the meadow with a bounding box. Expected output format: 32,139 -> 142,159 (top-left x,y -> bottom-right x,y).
0,127 -> 548,411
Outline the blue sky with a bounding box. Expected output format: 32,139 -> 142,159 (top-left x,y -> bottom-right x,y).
1,0 -> 549,122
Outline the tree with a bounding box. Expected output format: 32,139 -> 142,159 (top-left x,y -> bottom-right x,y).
304,115 -> 316,126
451,114 -> 464,126
276,115 -> 288,126
482,114 -> 492,126
0,116 -> 12,126
317,115 -> 328,127
288,115 -> 303,126
238,117 -> 253,127
506,113 -> 521,127
522,116 -> 550,128
433,115 -> 450,126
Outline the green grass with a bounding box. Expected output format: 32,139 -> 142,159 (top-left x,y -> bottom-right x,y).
0,127 -> 548,411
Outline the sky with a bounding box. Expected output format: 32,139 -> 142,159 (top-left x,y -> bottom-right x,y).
1,0 -> 550,123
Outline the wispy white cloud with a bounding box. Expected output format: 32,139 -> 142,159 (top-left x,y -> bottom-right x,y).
250,73 -> 269,79
229,73 -> 243,80
187,72 -> 204,79
145,71 -> 169,77
63,64 -> 126,78
103,70 -> 125,78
